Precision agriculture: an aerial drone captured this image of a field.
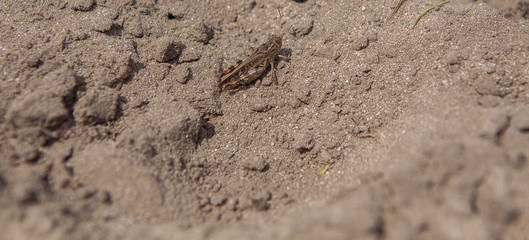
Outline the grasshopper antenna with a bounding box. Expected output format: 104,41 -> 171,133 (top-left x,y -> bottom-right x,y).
275,8 -> 291,39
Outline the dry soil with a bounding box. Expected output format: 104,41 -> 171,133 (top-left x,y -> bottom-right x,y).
1,0 -> 529,239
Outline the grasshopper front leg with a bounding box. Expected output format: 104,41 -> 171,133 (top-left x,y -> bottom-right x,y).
273,55 -> 290,86
271,60 -> 278,85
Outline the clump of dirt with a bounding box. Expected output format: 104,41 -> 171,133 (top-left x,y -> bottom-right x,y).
1,0 -> 528,239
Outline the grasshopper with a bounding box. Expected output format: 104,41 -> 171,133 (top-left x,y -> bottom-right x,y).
218,35 -> 283,90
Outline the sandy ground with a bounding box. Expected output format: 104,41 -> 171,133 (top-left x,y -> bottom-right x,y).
1,0 -> 529,239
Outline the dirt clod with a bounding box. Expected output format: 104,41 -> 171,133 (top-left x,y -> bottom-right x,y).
74,88 -> 119,125
89,10 -> 114,32
150,37 -> 184,63
474,77 -> 511,97
251,191 -> 272,211
123,14 -> 144,38
70,0 -> 94,11
170,65 -> 192,84
293,132 -> 314,152
178,44 -> 202,63
190,22 -> 214,44
7,91 -> 69,129
289,18 -> 314,37
9,139 -> 40,163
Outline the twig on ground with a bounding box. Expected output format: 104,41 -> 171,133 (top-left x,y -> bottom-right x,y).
392,0 -> 407,15
318,161 -> 330,177
412,0 -> 450,29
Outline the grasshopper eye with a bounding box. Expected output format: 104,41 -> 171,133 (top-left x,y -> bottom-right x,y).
275,37 -> 282,45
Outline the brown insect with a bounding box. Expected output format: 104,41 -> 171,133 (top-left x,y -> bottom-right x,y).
218,35 -> 283,90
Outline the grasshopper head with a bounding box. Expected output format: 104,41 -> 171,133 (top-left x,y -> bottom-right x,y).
273,35 -> 282,48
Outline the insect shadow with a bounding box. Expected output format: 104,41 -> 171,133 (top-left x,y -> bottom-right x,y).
197,121 -> 216,145
279,47 -> 292,60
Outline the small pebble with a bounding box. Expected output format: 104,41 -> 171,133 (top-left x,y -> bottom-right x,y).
446,53 -> 461,66
293,133 -> 314,152
352,35 -> 369,51
242,156 -> 269,171
250,101 -> 269,112
167,4 -> 186,20
289,98 -> 302,109
26,54 -> 41,68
